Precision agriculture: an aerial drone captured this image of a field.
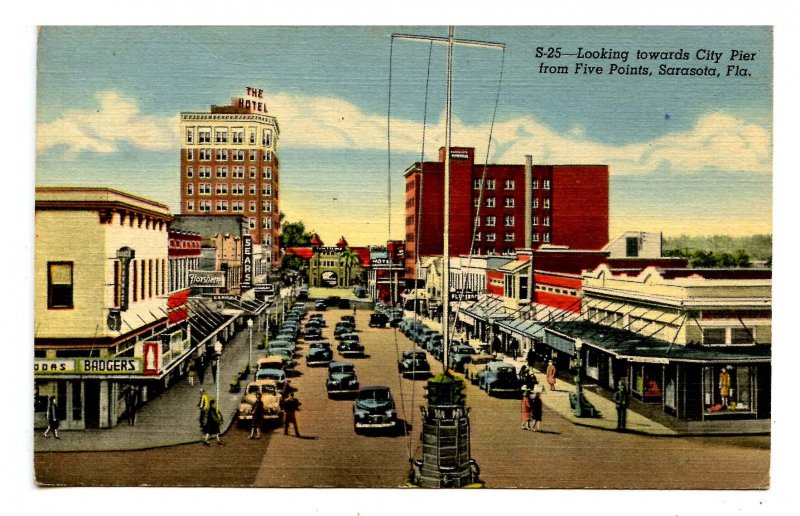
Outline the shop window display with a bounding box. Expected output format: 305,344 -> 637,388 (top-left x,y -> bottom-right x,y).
703,365 -> 754,414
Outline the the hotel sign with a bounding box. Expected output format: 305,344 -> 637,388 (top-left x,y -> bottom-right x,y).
242,235 -> 253,290
238,87 -> 268,114
189,270 -> 226,288
35,358 -> 143,375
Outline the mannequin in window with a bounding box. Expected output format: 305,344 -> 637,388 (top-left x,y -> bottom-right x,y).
719,367 -> 731,407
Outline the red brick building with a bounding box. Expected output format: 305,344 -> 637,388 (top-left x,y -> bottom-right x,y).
179,89 -> 281,267
403,147 -> 609,277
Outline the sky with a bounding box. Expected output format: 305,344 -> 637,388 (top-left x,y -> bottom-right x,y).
35,25 -> 773,246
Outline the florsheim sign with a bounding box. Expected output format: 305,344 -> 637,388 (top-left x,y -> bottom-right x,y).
189,270 -> 226,288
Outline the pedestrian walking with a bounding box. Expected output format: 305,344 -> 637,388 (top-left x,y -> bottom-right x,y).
526,347 -> 536,368
280,391 -> 301,437
202,399 -> 224,445
249,392 -> 265,439
197,355 -> 206,385
43,396 -> 60,439
614,379 -> 631,431
198,388 -> 210,428
521,390 -> 532,430
188,357 -> 197,386
124,386 -> 139,426
546,361 -> 557,391
530,389 -> 543,432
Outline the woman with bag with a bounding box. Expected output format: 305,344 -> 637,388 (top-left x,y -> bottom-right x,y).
202,398 -> 224,445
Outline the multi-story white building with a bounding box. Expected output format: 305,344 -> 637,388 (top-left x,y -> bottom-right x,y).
180,88 -> 280,268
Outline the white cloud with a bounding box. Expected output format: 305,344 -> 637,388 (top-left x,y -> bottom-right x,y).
269,93 -> 771,175
37,91 -> 180,157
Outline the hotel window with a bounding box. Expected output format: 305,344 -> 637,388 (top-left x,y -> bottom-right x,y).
262,217 -> 272,229
504,232 -> 515,242
249,167 -> 257,179
532,216 -> 539,226
474,216 -> 481,227
486,179 -> 496,190
486,197 -> 495,208
262,184 -> 272,196
473,198 -> 480,208
263,130 -> 273,147
543,179 -> 551,190
186,166 -> 194,178
233,150 -> 245,162
263,167 -> 272,180
199,200 -> 211,212
249,183 -> 256,195
473,179 -> 482,189
504,215 -> 515,226
504,197 -> 515,208
475,232 -> 481,241
216,200 -> 228,212
216,183 -> 228,195
249,217 -> 256,229
264,150 -> 272,162
232,166 -> 245,178
543,216 -> 550,226
232,201 -> 244,213
215,128 -> 228,144
199,166 -> 211,178
232,183 -> 245,196
186,200 -> 194,211
199,148 -> 211,161
216,166 -> 228,178
249,127 -> 257,145
248,150 -> 257,162
532,233 -> 539,242
532,198 -> 539,209
186,128 -> 194,144
249,200 -> 257,212
215,149 -> 229,161
486,216 -> 496,227
186,149 -> 194,161
543,233 -> 550,243
186,183 -> 194,195
199,183 -> 212,195
198,127 -> 211,144
47,262 -> 73,309
486,233 -> 496,242
504,179 -> 515,190
532,179 -> 539,190
232,127 -> 244,144
263,200 -> 272,212
543,198 -> 550,209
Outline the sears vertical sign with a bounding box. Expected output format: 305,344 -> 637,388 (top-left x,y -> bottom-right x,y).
242,234 -> 253,290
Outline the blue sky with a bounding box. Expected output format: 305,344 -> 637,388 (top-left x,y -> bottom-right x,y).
36,26 -> 772,246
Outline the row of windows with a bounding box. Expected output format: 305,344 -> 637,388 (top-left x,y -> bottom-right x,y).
472,197 -> 551,209
186,200 -> 272,214
187,183 -> 273,197
535,284 -> 578,296
187,127 -> 273,147
476,215 -> 517,227
187,166 -> 272,180
473,232 -> 516,242
186,149 -> 273,163
473,178 -> 550,190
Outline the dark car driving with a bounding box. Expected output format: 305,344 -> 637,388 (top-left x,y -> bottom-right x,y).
326,361 -> 360,398
353,386 -> 397,434
306,341 -> 333,366
397,349 -> 431,378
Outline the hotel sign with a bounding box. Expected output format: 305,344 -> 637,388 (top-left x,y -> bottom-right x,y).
189,270 -> 226,288
238,87 -> 268,114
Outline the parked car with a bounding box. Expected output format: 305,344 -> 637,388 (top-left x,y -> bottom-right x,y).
308,314 -> 327,326
268,339 -> 296,355
397,350 -> 431,378
238,380 -> 282,426
326,296 -> 342,307
326,361 -> 360,397
266,348 -> 295,369
338,298 -> 351,309
304,326 -> 323,341
315,300 -> 327,311
448,345 -> 477,372
255,358 -> 287,391
306,341 -> 334,366
334,321 -> 356,339
423,332 -> 443,352
465,353 -> 496,383
369,312 -> 389,328
338,338 -> 365,357
477,361 -> 520,396
415,327 -> 438,347
353,386 -> 397,434
340,315 -> 356,325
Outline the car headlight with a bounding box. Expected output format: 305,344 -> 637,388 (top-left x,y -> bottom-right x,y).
385,409 -> 396,417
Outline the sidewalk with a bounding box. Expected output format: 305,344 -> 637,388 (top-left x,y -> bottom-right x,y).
34,322 -> 263,453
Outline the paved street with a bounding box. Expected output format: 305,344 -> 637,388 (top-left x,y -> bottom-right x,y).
35,307 -> 770,488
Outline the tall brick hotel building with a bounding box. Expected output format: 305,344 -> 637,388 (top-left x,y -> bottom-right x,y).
404,147 -> 609,277
179,88 -> 281,267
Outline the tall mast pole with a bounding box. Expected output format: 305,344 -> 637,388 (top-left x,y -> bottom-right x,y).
442,26 -> 454,373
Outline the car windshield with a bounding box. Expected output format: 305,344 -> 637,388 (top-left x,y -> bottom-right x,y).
331,364 -> 355,373
454,346 -> 474,354
405,351 -> 426,360
257,370 -> 284,381
359,389 -> 390,401
262,385 -> 277,395
247,384 -> 260,394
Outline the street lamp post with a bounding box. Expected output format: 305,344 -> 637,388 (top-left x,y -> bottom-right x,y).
214,339 -> 223,403
247,318 -> 254,375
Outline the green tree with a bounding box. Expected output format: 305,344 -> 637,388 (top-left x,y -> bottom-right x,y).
280,220 -> 313,248
339,248 -> 361,287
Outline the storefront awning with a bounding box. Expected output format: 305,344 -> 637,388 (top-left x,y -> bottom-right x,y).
498,260 -> 530,274
496,317 -> 546,339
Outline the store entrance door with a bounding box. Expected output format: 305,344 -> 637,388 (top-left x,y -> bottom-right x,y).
84,380 -> 101,429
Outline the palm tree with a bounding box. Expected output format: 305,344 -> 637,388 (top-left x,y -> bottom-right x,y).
339,248 -> 361,287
